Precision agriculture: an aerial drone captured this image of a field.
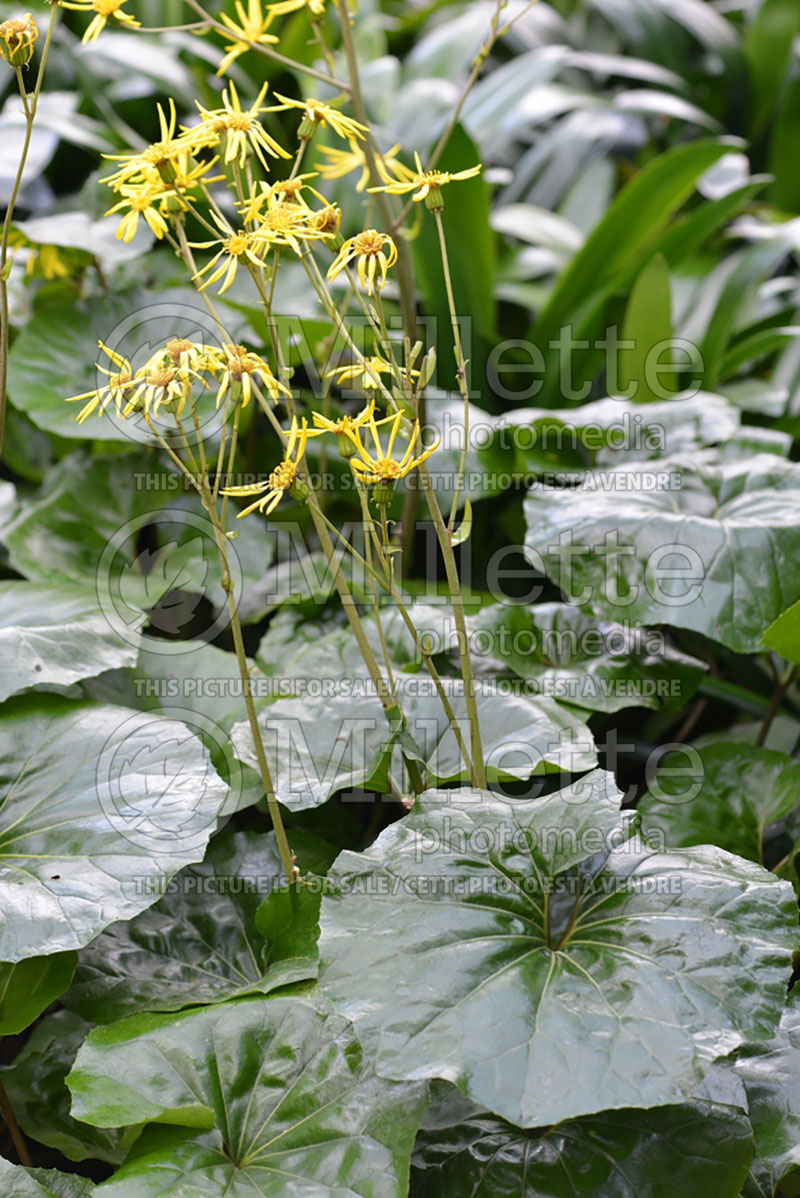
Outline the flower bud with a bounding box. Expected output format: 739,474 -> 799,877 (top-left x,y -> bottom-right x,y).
0,14 -> 38,67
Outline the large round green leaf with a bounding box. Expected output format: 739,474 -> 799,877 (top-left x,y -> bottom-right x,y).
523,454 -> 800,652
231,685 -> 595,809
319,770 -> 796,1127
0,695 -> 229,961
0,581 -> 143,703
63,830 -> 321,1023
67,995 -> 426,1195
639,743 -> 800,869
467,601 -> 705,713
410,1080 -> 753,1198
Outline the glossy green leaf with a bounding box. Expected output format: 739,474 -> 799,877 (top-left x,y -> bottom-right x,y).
639,743 -> 800,869
763,600 -> 800,665
232,683 -> 595,810
68,995 -> 426,1195
467,602 -> 705,714
0,951 -> 77,1035
320,770 -> 795,1127
0,582 -> 142,703
732,998 -> 800,1196
0,1009 -> 141,1164
0,1160 -> 93,1198
410,1080 -> 753,1198
0,695 -> 228,961
63,831 -> 319,1023
523,454 -> 800,653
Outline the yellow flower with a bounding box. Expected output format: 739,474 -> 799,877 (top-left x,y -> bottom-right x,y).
222,416 -> 318,516
190,212 -> 266,294
312,397 -> 383,435
8,231 -> 73,279
349,410 -> 438,489
327,229 -> 397,295
267,94 -> 368,142
247,189 -> 335,255
65,342 -> 135,424
124,346 -> 209,420
59,0 -> 140,44
101,100 -> 192,190
316,139 -> 405,192
370,150 -> 482,205
192,82 -> 290,170
268,0 -> 326,17
105,181 -> 174,242
215,0 -> 278,76
0,14 -> 37,67
326,353 -> 419,393
205,343 -> 289,407
240,172 -> 325,221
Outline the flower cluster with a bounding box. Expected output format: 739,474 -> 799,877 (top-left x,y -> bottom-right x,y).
66,338 -> 286,424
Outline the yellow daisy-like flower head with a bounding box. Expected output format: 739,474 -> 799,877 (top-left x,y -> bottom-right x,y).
312,398 -> 395,459
105,181 -> 174,243
316,139 -> 405,192
350,410 -> 438,502
59,0 -> 140,45
192,82 -> 290,170
222,416 -> 318,517
215,0 -> 279,76
327,229 -> 397,296
371,150 -> 482,210
190,211 -> 266,294
206,343 -> 289,407
101,100 -> 195,191
0,14 -> 37,67
326,355 -> 389,393
268,93 -> 368,143
268,0 -> 326,18
65,341 -> 136,424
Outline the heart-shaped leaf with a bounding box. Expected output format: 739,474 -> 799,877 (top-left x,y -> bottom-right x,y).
319,770 -> 796,1126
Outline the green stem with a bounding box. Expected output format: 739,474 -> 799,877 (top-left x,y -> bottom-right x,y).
0,2 -> 59,458
417,458 -> 485,788
434,209 -> 470,531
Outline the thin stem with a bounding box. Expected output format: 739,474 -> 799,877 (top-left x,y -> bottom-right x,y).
0,2 -> 59,458
334,0 -> 417,342
417,458 -> 485,787
0,1076 -> 32,1167
756,664 -> 796,748
183,0 -> 350,91
434,209 -> 470,531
